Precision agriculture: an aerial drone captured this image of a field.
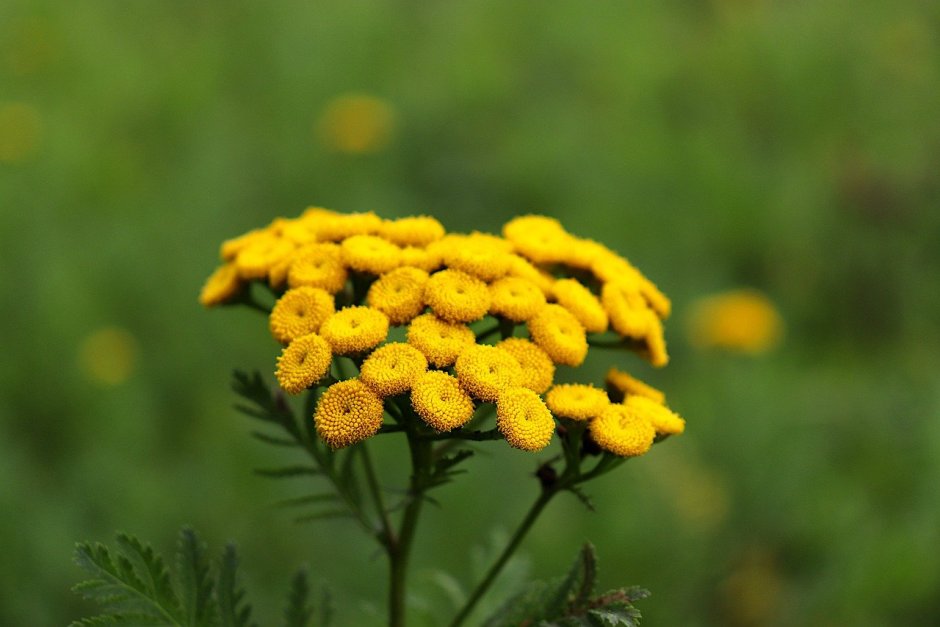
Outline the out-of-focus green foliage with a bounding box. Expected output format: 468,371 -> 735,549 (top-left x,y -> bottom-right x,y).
1,1 -> 938,625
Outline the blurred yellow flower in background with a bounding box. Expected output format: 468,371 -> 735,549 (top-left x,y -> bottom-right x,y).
316,93 -> 396,154
77,327 -> 139,386
0,102 -> 42,163
685,289 -> 784,354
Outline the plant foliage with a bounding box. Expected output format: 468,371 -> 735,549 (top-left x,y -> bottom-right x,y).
72,527 -> 328,627
483,543 -> 648,627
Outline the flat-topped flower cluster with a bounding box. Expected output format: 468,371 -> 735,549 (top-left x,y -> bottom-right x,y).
201,208 -> 684,455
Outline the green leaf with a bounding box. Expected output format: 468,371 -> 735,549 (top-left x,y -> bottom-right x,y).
282,568 -> 312,627
250,431 -> 299,448
72,538 -> 182,626
542,543 -> 597,618
254,465 -> 322,478
482,545 -> 647,627
231,370 -> 301,442
177,528 -> 217,626
567,485 -> 596,513
217,543 -> 255,627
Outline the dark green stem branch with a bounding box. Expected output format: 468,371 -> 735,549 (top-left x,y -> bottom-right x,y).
449,488 -> 558,627
361,442 -> 395,547
389,410 -> 432,627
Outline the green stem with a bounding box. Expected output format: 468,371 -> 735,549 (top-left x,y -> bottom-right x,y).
361,442 -> 395,547
389,412 -> 433,627
449,488 -> 558,627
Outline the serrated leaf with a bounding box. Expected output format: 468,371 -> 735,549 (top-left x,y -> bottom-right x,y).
313,584 -> 333,627
541,543 -> 596,618
483,545 -> 646,627
218,543 -> 255,627
584,603 -> 642,626
283,568 -> 313,627
482,580 -> 557,626
177,528 -> 217,626
232,370 -> 301,442
72,538 -> 182,626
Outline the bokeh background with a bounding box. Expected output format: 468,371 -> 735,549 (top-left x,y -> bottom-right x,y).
2,1 -> 939,625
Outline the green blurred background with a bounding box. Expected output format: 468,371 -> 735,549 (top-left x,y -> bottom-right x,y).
2,1 -> 939,625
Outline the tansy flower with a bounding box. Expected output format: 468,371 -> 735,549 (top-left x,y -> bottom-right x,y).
496,387 -> 555,452
379,216 -> 446,247
590,249 -> 645,287
406,313 -> 476,368
442,240 -> 512,282
624,395 -> 685,435
602,281 -> 653,339
410,370 -> 475,431
454,344 -> 523,402
220,228 -> 267,261
0,101 -> 42,163
552,279 -> 608,333
505,254 -> 556,297
359,343 -> 428,397
288,243 -> 348,293
320,306 -> 389,355
279,217 -> 320,245
315,211 -> 383,242
269,286 -> 335,344
275,333 -> 333,395
314,378 -> 385,449
639,277 -> 672,319
301,206 -> 340,223
685,289 -> 783,354
268,254 -> 295,289
559,238 -> 608,271
317,94 -> 396,155
496,338 -> 555,394
489,276 -> 547,322
366,266 -> 429,325
502,215 -> 572,265
424,269 -> 491,323
605,367 -> 665,404
545,384 -> 610,421
528,304 -> 588,367
644,316 -> 669,367
234,233 -> 295,280
199,263 -> 241,307
589,404 -> 655,457
341,234 -> 402,275
400,246 -> 442,272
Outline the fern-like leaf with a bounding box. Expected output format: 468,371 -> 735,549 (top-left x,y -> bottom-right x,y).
72,539 -> 182,626
217,544 -> 255,627
482,544 -> 647,627
232,370 -> 301,443
283,568 -> 313,627
177,528 -> 217,626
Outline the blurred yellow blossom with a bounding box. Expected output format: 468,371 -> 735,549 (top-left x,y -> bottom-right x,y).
77,327 -> 139,386
0,102 -> 42,163
316,94 -> 396,154
686,289 -> 784,354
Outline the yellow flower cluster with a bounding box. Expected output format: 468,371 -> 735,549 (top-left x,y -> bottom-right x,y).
202,208 -> 681,456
